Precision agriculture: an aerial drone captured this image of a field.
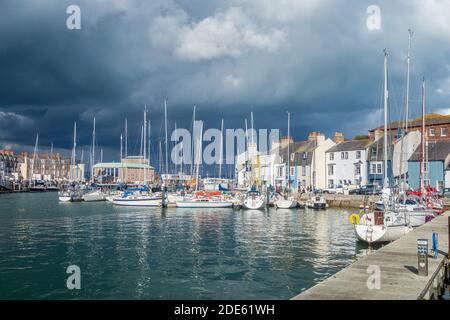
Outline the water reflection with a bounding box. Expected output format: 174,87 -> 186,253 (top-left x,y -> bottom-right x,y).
0,193 -> 371,299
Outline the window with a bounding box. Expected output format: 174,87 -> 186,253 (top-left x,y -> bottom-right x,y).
328,180 -> 334,188
302,166 -> 306,176
290,167 -> 295,176
329,153 -> 334,161
441,127 -> 447,137
429,128 -> 435,136
328,164 -> 334,176
371,163 -> 377,174
341,152 -> 345,159
303,152 -> 308,160
356,151 -> 361,159
277,167 -> 283,177
290,153 -> 295,161
355,164 -> 361,175
345,152 -> 349,159
377,163 -> 382,174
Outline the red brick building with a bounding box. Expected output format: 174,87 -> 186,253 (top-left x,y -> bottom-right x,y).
369,113 -> 450,141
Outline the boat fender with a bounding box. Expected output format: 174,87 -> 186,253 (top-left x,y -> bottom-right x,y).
349,214 -> 360,224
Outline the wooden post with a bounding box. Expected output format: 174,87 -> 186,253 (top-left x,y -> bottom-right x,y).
448,217 -> 450,256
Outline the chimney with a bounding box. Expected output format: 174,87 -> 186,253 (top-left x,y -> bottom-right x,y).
280,136 -> 293,148
374,129 -> 383,142
308,132 -> 325,145
333,132 -> 345,144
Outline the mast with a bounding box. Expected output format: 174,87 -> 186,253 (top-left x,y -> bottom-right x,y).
143,107 -> 147,185
219,118 -> 224,179
91,117 -> 96,182
164,99 -> 169,179
405,29 -> 413,133
71,122 -> 77,181
400,29 -> 413,193
287,111 -> 291,192
125,118 -> 128,183
191,106 -> 196,176
195,121 -> 203,191
383,49 -> 389,189
120,134 -> 123,161
420,78 -> 426,194
31,134 -> 39,181
244,118 -> 249,188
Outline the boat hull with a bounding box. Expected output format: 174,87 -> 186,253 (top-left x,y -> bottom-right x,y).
83,191 -> 106,202
175,201 -> 233,208
355,224 -> 413,243
275,199 -> 298,209
242,198 -> 265,210
112,197 -> 162,207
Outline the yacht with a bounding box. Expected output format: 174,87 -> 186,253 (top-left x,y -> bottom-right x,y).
242,190 -> 266,210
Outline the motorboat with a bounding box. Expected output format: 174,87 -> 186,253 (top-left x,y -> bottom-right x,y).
306,195 -> 328,209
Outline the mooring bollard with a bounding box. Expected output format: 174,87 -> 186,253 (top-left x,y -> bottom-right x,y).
418,239 -> 429,277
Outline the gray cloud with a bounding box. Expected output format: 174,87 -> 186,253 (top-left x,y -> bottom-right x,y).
0,0 -> 449,163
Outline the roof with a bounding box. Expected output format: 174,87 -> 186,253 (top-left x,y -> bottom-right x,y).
409,140 -> 450,162
370,113 -> 450,132
278,141 -> 317,165
93,162 -> 154,169
326,140 -> 370,153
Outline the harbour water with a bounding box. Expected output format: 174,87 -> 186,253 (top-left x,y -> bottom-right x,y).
0,192 -> 373,300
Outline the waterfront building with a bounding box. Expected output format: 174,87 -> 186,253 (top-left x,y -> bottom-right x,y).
275,132 -> 335,191
325,139 -> 370,188
366,133 -> 395,187
93,156 -> 155,184
408,140 -> 450,190
369,113 -> 450,142
0,150 -> 19,181
18,151 -> 80,182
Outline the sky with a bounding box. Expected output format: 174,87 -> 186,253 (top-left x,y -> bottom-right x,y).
0,0 -> 450,166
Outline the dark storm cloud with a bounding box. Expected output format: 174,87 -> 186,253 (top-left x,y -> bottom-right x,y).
0,0 -> 449,161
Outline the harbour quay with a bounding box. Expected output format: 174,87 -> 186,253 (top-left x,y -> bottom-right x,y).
293,212 -> 450,300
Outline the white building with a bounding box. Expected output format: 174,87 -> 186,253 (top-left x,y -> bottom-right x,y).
325,140 -> 370,188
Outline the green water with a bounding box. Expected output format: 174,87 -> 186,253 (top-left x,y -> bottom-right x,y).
0,192 -> 369,299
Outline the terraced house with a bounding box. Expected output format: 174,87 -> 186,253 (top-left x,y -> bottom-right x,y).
325,139 -> 370,188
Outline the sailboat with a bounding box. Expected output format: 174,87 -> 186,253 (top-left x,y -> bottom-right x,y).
176,117 -> 234,209
112,107 -> 162,207
29,134 -> 47,192
355,49 -> 412,244
274,112 -> 298,209
83,119 -> 106,202
59,122 -> 83,202
275,111 -> 298,209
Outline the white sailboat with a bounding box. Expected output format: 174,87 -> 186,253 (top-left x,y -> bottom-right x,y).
355,50 -> 413,244
112,108 -> 162,207
242,190 -> 266,210
275,111 -> 298,209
